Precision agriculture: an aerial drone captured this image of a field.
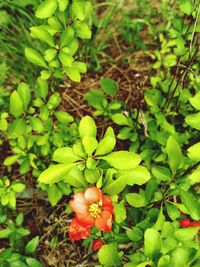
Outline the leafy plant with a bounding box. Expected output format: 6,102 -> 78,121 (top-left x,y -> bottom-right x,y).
85,78 -> 122,118
1,81 -> 77,176
0,213 -> 42,267
25,0 -> 93,83
38,115 -> 150,202
0,176 -> 25,209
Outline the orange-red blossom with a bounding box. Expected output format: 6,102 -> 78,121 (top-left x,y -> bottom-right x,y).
68,187 -> 114,241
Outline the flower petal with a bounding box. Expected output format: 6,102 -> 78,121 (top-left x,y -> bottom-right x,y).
76,212 -> 95,227
101,195 -> 114,214
70,192 -> 89,214
95,210 -> 112,232
84,187 -> 102,202
68,218 -> 91,241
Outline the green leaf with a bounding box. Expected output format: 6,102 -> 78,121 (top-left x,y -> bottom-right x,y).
171,248 -> 189,267
126,227 -> 143,242
25,48 -> 47,68
179,190 -> 200,220
136,262 -> 153,267
82,136 -> 98,155
144,229 -> 162,259
187,142 -> 200,161
157,255 -> 171,267
0,118 -> 8,131
47,184 -> 63,206
98,244 -> 122,267
166,136 -> 183,174
4,155 -> 19,166
153,207 -> 165,231
17,83 -> 31,111
38,163 -> 74,184
72,61 -> 87,73
0,228 -> 12,238
57,0 -> 69,11
48,16 -> 62,31
152,166 -> 171,182
25,236 -> 39,254
126,193 -> 147,207
185,112 -> 200,130
73,21 -> 91,39
64,38 -> 79,55
36,77 -> 48,100
8,118 -> 26,138
189,168 -> 200,184
54,111 -> 73,124
79,116 -> 97,139
103,175 -> 127,195
30,26 -> 55,47
145,178 -> 158,203
44,48 -> 57,62
174,227 -> 199,241
84,168 -> 100,183
59,52 -> 74,67
170,202 -> 189,214
189,91 -> 200,110
64,165 -> 87,187
53,147 -> 82,163
73,141 -> 87,158
11,183 -> 25,193
100,151 -> 141,170
9,192 -> 16,209
10,91 -> 24,118
29,117 -> 44,133
84,89 -> 104,109
16,213 -> 24,226
95,127 -> 116,156
163,54 -> 177,68
26,257 -> 43,267
70,2 -> 85,21
65,67 -> 80,82
100,78 -> 118,96
119,166 -> 151,186
111,113 -> 130,126
1,194 -> 9,206
114,201 -> 126,224
161,222 -> 174,238
179,0 -> 193,15
35,0 -> 57,18
60,27 -> 74,48
165,203 -> 180,220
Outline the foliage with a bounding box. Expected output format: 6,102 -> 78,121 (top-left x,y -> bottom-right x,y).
25,0 -> 92,83
0,212 -> 42,267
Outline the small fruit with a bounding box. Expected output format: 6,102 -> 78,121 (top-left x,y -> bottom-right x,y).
92,239 -> 104,251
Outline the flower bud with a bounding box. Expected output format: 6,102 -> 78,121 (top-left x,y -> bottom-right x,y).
92,239 -> 104,251
179,218 -> 191,228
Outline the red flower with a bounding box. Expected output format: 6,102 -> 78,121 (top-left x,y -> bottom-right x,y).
68,218 -> 91,241
70,187 -> 114,233
92,239 -> 104,251
180,218 -> 191,228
